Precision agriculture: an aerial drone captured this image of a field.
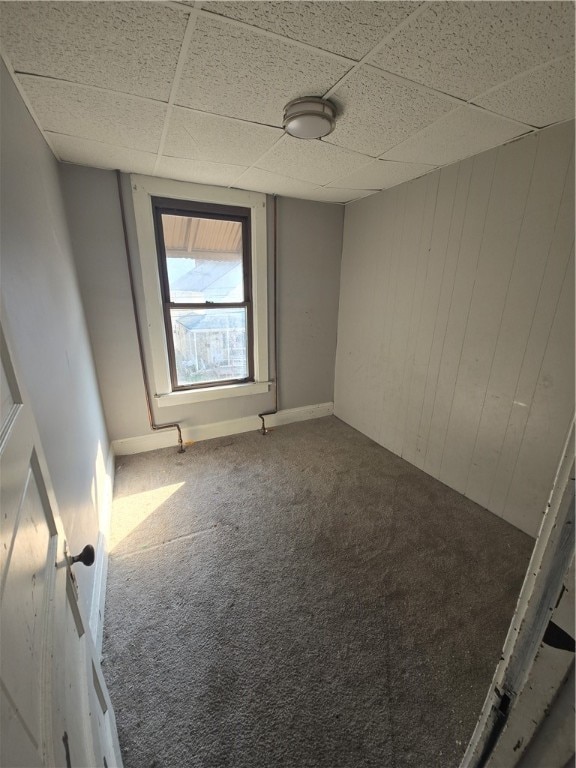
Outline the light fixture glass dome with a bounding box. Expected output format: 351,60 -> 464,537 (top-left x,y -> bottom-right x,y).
283,97 -> 336,140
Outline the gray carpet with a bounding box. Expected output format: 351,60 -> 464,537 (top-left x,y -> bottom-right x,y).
103,416 -> 533,768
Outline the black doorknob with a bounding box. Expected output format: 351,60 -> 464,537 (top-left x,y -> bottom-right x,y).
70,544 -> 95,567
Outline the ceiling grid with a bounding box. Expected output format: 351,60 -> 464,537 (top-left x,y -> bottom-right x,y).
152,2 -> 201,175
321,0 -> 429,100
0,1 -> 572,203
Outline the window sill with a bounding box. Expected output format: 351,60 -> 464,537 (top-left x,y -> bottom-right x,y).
154,381 -> 271,407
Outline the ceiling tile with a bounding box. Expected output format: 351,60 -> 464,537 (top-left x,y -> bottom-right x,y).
473,56 -> 575,128
18,76 -> 166,153
305,188 -> 374,204
255,136 -> 371,185
202,2 -> 417,60
369,1 -> 575,100
328,159 -> 435,190
48,134 -> 157,175
381,106 -> 531,166
327,66 -> 456,157
175,15 -> 351,125
235,169 -> 371,203
0,2 -> 189,101
156,157 -> 247,187
234,168 -> 322,198
164,107 -> 283,166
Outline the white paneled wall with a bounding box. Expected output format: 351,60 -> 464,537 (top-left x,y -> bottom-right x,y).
335,121 -> 574,538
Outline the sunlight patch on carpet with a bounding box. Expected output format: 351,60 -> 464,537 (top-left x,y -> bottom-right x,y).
109,482 -> 184,551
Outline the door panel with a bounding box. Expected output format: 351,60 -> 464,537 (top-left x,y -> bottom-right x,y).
0,684 -> 43,768
462,424 -> 575,768
0,354 -> 15,427
0,407 -> 31,578
87,660 -> 113,768
0,466 -> 53,748
0,319 -> 121,767
51,567 -> 96,768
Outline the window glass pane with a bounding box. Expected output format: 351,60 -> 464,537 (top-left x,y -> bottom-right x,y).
170,307 -> 248,386
162,214 -> 244,303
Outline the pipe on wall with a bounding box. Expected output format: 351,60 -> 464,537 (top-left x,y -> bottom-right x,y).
115,170 -> 185,453
258,195 -> 279,435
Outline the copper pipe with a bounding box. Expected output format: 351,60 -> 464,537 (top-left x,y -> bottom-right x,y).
258,195 -> 279,435
115,171 -> 184,453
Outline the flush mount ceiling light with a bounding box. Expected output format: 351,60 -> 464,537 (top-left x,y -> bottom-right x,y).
283,97 -> 336,140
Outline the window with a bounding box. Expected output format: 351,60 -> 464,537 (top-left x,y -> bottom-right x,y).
152,198 -> 253,390
131,177 -> 269,406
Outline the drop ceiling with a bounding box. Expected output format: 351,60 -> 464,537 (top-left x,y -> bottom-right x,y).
1,1 -> 574,204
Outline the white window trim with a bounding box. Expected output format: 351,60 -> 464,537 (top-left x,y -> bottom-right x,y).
130,175 -> 269,405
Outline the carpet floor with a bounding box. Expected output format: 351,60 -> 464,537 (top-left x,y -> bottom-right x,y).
102,416 -> 533,768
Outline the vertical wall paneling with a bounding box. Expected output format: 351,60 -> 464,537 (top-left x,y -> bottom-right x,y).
380,180 -> 423,455
390,176 -> 428,456
410,163 -> 459,468
335,122 -> 575,537
395,173 -> 440,457
501,251 -> 575,533
422,156 -> 474,478
400,171 -> 441,466
377,183 -> 408,452
422,150 -> 497,481
489,139 -> 575,516
438,135 -> 538,494
465,125 -> 575,508
376,187 -> 405,449
359,193 -> 395,444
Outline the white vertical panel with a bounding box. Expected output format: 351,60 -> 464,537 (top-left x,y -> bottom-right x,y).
466,122 -> 575,510
399,172 -> 440,466
411,163 -> 460,468
334,121 -> 575,535
502,254 -> 575,534
422,150 -> 497,479
377,184 -> 408,452
438,135 -> 538,494
397,172 -> 441,460
489,131 -> 575,524
378,181 -> 409,451
361,193 -> 397,444
423,156 -> 474,478
391,175 -> 434,456
387,177 -> 428,455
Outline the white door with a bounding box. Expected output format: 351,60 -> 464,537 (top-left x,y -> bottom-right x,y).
462,424 -> 575,768
0,319 -> 122,767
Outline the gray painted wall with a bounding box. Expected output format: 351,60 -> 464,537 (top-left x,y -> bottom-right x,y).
277,197 -> 344,410
60,167 -> 344,441
335,121 -> 575,538
59,168 -> 150,441
1,63 -> 109,610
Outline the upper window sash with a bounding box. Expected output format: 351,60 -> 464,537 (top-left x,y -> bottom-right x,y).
151,198 -> 252,308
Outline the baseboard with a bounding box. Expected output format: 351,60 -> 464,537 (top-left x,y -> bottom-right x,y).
112,402 -> 334,456
89,444 -> 115,652
266,402 -> 334,428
